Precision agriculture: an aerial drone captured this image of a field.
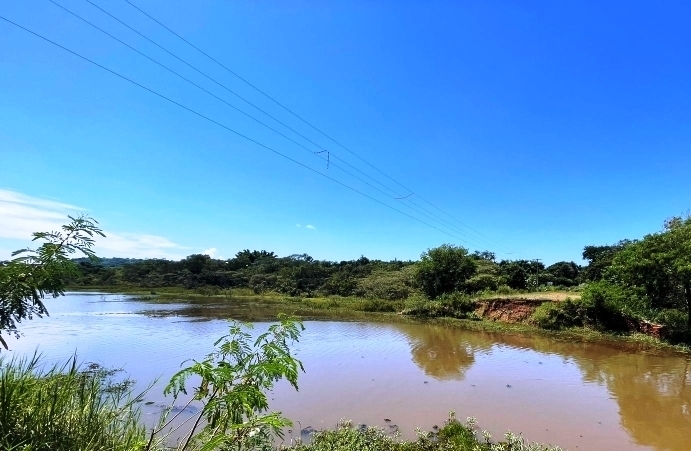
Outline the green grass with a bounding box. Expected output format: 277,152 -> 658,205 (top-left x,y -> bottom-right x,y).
0,353 -> 152,451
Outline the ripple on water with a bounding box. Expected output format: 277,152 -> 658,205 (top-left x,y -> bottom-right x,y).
7,293 -> 691,451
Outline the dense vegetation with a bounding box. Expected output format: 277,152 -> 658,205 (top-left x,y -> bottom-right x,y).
65,215 -> 691,345
528,216 -> 691,344
70,248 -> 581,298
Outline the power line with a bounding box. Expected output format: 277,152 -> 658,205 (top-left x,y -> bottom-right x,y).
0,14 -> 492,249
84,0 -> 403,200
47,0 -> 499,251
123,0 -> 520,256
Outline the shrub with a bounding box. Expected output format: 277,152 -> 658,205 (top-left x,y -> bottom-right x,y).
249,273 -> 278,294
416,245 -> 477,299
529,301 -> 584,330
464,274 -> 501,293
654,309 -> 688,329
360,299 -> 405,312
401,292 -> 477,319
291,414 -> 565,451
580,281 -> 648,330
355,266 -> 418,300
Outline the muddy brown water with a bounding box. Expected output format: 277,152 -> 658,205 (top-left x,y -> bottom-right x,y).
5,293 -> 691,451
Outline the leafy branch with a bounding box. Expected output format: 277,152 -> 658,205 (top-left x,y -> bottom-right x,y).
0,215 -> 105,349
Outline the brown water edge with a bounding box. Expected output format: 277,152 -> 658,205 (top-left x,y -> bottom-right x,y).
138,294 -> 690,355
138,296 -> 691,451
8,293 -> 691,451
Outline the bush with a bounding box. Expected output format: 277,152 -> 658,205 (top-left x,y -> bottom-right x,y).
464,274 -> 501,293
529,301 -> 585,330
355,266 -> 418,300
416,245 -> 477,299
249,273 -> 278,294
653,309 -> 688,329
579,281 -> 648,330
291,414 -> 565,451
360,298 -> 405,312
401,292 -> 478,319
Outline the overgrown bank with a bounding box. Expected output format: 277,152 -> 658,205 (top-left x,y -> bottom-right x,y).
68,285 -> 690,353
65,215 -> 691,348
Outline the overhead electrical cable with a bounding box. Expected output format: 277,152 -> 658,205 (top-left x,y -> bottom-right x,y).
0,14 -> 493,249
123,0 -> 521,256
83,0 -> 402,200
48,0 -> 497,250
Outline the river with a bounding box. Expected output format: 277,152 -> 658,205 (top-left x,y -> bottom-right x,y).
5,293 -> 691,451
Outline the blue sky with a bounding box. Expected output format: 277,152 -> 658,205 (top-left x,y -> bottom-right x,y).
1,0 -> 690,264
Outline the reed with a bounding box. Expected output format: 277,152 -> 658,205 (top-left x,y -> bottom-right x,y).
0,353 -> 151,451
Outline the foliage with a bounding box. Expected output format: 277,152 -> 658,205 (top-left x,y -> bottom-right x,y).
581,240 -> 631,282
360,298 -> 405,312
0,215 -> 105,349
152,316 -> 305,451
529,300 -> 587,330
608,215 -> 691,327
544,261 -> 581,287
355,266 -> 418,300
291,413 -> 564,451
579,281 -> 648,324
416,245 -> 477,299
403,292 -> 477,320
0,353 -> 148,451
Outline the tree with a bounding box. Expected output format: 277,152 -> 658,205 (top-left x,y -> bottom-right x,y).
416,244 -> 477,299
545,261 -> 581,287
610,216 -> 691,326
0,216 -> 104,349
582,240 -> 632,282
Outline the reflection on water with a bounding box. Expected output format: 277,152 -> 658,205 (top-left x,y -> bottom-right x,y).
6,293 -> 691,451
398,323 -> 490,381
493,334 -> 691,451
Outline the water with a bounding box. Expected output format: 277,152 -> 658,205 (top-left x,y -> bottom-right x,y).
5,293 -> 691,451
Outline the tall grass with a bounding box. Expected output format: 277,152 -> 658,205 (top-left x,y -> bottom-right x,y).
0,354 -> 151,451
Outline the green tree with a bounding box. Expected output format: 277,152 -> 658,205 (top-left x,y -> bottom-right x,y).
0,216 -> 104,349
416,244 -> 477,299
545,261 -> 581,287
581,240 -> 631,282
610,216 -> 691,326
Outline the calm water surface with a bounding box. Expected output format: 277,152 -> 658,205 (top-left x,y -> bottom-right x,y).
6,293 -> 691,451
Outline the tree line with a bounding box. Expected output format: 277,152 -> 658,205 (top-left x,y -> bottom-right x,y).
67,214 -> 691,340
4,213 -> 691,346
72,247 -> 587,299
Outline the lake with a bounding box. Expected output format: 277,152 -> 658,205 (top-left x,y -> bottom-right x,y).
5,292 -> 691,451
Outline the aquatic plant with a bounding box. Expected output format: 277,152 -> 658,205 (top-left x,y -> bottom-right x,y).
289,413 -> 565,451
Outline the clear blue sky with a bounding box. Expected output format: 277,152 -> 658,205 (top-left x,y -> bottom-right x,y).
1,0 -> 690,264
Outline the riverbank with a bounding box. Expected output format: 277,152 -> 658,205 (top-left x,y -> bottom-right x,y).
67,286 -> 690,354
11,291 -> 691,451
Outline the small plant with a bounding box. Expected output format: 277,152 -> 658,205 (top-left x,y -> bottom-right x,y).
146,315 -> 305,451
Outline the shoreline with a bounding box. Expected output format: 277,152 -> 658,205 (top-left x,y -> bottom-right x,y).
66,286 -> 690,355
